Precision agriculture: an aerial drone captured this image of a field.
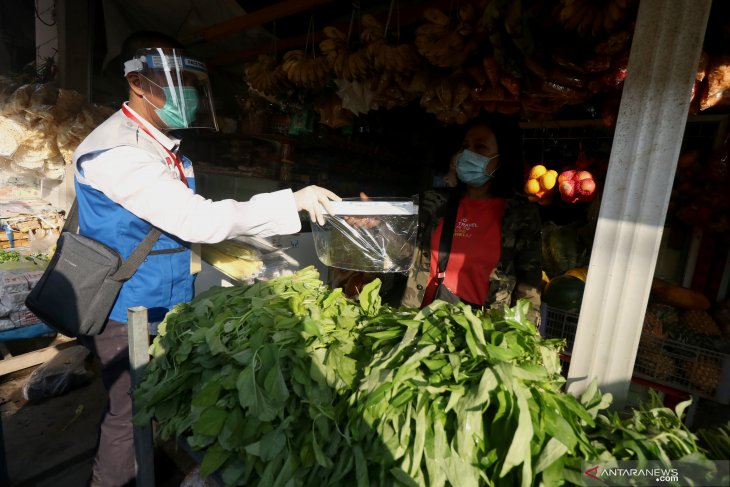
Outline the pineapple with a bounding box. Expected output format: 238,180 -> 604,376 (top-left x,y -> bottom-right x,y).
682,310 -> 721,336
639,333 -> 662,354
636,350 -> 675,381
640,304 -> 669,353
665,310 -> 725,352
647,303 -> 679,327
687,357 -> 722,395
664,325 -> 720,351
642,311 -> 663,337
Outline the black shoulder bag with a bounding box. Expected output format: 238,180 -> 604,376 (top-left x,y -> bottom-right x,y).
25,200 -> 160,337
433,197 -> 463,304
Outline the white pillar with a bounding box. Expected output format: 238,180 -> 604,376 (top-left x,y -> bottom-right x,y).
566,0 -> 712,407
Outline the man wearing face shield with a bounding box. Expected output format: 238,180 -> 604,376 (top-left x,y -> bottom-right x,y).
73,32 -> 339,487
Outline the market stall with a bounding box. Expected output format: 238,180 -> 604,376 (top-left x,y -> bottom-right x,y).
2,0 -> 730,485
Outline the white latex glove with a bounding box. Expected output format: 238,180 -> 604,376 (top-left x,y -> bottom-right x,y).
293,185 -> 341,225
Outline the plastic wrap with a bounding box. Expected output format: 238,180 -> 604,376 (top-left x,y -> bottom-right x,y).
200,240 -> 263,281
201,236 -> 301,283
311,198 -> 418,273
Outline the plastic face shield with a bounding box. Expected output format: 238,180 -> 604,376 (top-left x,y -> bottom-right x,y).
124,47 -> 218,130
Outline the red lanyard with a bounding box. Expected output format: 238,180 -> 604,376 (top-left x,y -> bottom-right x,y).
121,104 -> 188,186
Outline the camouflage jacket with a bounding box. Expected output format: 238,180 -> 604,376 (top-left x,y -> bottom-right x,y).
401,190 -> 542,321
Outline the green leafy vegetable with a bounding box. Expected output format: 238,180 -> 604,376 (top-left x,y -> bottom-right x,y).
136,267 -> 719,486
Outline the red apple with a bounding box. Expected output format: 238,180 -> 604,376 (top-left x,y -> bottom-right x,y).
559,180 -> 578,203
574,170 -> 593,182
577,178 -> 596,195
558,170 -> 576,185
559,180 -> 575,197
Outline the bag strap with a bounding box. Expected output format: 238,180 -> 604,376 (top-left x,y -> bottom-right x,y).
437,195 -> 460,283
64,198 -> 161,282
62,199 -> 79,233
111,227 -> 162,281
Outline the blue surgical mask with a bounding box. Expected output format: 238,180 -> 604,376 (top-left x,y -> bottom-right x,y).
456,150 -> 499,186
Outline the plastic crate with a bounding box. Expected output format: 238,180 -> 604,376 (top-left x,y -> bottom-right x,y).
540,305 -> 730,404
540,305 -> 579,353
635,335 -> 730,403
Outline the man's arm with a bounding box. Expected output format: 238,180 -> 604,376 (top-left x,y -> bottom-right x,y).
79,146 -> 301,242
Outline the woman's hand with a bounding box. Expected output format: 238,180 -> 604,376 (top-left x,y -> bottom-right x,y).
344,192 -> 381,229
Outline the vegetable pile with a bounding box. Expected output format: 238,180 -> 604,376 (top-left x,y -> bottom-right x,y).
697,421 -> 730,461
136,267 -> 726,486
0,248 -> 48,265
0,249 -> 21,263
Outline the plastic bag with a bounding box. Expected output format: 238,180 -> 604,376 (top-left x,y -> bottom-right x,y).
22,345 -> 95,401
180,466 -> 217,487
0,84 -> 34,115
0,114 -> 28,157
336,80 -> 376,115
311,198 -> 418,273
256,242 -> 301,279
52,88 -> 85,121
0,261 -> 46,330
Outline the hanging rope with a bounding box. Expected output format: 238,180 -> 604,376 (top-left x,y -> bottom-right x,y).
304,14 -> 316,58
384,0 -> 395,39
272,20 -> 278,60
384,0 -> 403,42
347,1 -> 361,44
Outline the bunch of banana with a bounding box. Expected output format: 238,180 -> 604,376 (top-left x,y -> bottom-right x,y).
370,42 -> 420,74
281,49 -> 331,89
420,76 -> 477,124
319,25 -> 347,58
414,5 -> 477,68
244,54 -> 289,96
404,70 -> 429,96
201,240 -> 263,281
360,14 -> 384,45
462,55 -> 523,115
369,72 -> 414,110
350,14 -> 420,75
558,0 -> 634,37
319,26 -> 372,82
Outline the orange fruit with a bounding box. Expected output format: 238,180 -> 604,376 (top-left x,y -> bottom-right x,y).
540,171 -> 558,190
528,164 -> 547,180
524,178 -> 541,195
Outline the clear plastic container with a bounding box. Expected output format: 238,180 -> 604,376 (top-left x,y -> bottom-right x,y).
311,198 -> 418,273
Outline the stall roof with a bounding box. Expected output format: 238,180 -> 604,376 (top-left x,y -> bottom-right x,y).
102,0 -> 449,69
100,0 -> 271,71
